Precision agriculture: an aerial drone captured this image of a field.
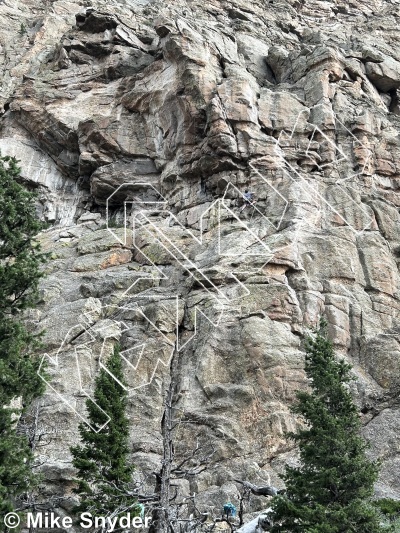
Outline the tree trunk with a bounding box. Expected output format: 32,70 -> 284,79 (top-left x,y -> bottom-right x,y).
150,350 -> 178,533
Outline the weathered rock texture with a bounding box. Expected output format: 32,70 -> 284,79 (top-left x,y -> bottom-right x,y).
1,0 -> 400,525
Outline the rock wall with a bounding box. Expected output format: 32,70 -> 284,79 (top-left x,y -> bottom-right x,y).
1,0 -> 400,522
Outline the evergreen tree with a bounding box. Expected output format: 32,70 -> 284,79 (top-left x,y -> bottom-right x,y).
71,345 -> 137,517
0,154 -> 47,519
271,320 -> 385,533
0,155 -> 47,317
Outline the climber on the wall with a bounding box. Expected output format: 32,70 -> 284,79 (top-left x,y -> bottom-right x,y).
239,189 -> 256,213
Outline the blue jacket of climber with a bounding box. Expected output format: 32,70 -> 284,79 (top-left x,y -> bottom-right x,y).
240,190 -> 256,212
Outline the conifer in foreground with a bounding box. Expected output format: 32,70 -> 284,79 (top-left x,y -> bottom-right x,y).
271,320 -> 385,533
71,345 -> 137,517
0,154 -> 47,520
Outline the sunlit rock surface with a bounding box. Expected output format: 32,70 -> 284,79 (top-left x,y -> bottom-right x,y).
1,0 -> 400,523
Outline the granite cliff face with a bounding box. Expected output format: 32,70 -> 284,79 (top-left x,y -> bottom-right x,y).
1,0 -> 400,524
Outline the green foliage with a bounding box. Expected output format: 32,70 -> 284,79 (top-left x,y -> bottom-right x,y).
19,23 -> 27,36
374,499 -> 400,519
374,498 -> 400,530
271,320 -> 385,533
108,218 -> 124,229
372,498 -> 400,533
71,345 -> 137,517
0,155 -> 47,521
0,155 -> 47,317
0,407 -> 36,516
97,219 -> 124,230
0,320 -> 44,408
390,519 -> 400,532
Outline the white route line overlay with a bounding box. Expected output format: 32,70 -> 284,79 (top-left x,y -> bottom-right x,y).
40,105 -> 372,430
39,174 -> 280,430
275,104 -> 375,235
38,303 -> 174,432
